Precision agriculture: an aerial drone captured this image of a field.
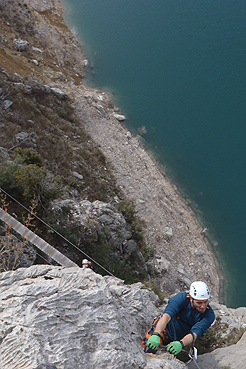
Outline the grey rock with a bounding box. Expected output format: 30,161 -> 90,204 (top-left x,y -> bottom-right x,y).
24,0 -> 54,12
3,99 -> 13,109
14,39 -> 30,51
52,199 -> 133,252
113,112 -> 126,121
234,306 -> 246,320
72,171 -> 83,180
12,131 -> 38,148
34,365 -> 57,369
1,266 -> 246,368
127,131 -> 132,139
0,265 -> 160,369
145,353 -> 186,368
50,87 -> 68,99
163,226 -> 173,241
177,264 -> 185,275
195,249 -> 206,257
50,199 -> 147,272
187,332 -> 246,369
43,85 -> 51,94
13,131 -> 29,143
31,46 -> 44,54
123,239 -> 137,255
153,256 -> 170,274
32,59 -> 39,66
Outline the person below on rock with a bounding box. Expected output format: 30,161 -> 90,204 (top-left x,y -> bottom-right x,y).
142,281 -> 215,356
82,259 -> 93,269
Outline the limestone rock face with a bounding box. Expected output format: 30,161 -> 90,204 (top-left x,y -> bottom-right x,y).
24,0 -> 55,12
1,265 -> 246,369
187,332 -> 246,369
0,265 -> 163,369
51,199 -> 145,264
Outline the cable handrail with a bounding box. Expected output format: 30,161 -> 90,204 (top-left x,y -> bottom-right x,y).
0,187 -> 115,277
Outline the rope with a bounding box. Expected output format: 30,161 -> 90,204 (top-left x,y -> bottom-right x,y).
0,187 -> 115,277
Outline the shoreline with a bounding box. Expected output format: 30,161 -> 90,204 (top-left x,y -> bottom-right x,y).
59,0 -> 222,300
70,83 -> 223,300
24,0 -> 223,301
130,133 -> 226,301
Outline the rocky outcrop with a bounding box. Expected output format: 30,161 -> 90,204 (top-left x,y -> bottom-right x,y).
210,301 -> 246,334
14,39 -> 30,51
112,112 -> 126,121
188,332 -> 246,369
0,0 -> 222,297
24,0 -> 56,12
0,265 -> 184,369
1,265 -> 245,369
51,199 -> 147,274
1,1 -> 246,367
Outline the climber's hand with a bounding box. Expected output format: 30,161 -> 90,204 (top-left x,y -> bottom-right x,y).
167,341 -> 183,355
146,333 -> 161,351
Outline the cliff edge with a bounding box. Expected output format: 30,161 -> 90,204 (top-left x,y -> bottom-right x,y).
0,266 -> 245,369
0,0 -> 222,296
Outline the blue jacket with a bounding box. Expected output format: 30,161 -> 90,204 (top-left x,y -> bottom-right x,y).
164,292 -> 215,341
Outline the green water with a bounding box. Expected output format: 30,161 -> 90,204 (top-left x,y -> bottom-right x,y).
62,0 -> 246,308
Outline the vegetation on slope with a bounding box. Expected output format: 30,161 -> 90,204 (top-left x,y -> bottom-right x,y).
0,1 -> 151,283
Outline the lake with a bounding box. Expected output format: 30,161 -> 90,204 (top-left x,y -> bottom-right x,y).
61,0 -> 246,308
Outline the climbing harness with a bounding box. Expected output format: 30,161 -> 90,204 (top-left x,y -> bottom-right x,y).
141,315 -> 170,352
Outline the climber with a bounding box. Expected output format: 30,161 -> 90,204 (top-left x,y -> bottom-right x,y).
142,281 -> 215,356
82,259 -> 93,269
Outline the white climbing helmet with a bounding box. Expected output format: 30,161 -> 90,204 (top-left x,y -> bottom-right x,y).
82,259 -> 88,265
189,281 -> 210,300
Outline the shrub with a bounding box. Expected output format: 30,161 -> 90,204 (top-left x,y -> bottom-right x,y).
58,107 -> 67,118
196,316 -> 245,354
0,161 -> 21,194
14,164 -> 46,197
13,164 -> 62,205
116,200 -> 152,261
0,191 -> 37,272
12,148 -> 43,167
143,280 -> 165,304
116,201 -> 143,239
117,200 -> 136,224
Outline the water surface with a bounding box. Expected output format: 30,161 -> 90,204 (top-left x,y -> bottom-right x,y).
62,0 -> 246,308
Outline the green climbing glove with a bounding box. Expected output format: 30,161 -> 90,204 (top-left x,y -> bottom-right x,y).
146,333 -> 161,351
167,341 -> 183,355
